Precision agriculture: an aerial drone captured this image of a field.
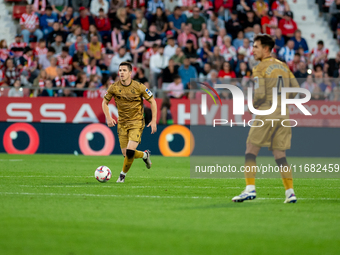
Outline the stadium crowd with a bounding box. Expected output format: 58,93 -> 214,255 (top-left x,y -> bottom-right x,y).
0,0 -> 339,102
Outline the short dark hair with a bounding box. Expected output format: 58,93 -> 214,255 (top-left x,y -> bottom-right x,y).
294,52 -> 301,57
254,34 -> 275,52
174,75 -> 181,80
174,6 -> 181,11
47,47 -> 56,53
119,62 -> 132,72
39,38 -> 46,43
24,46 -> 32,54
317,40 -> 324,45
62,46 -> 69,52
46,6 -> 53,11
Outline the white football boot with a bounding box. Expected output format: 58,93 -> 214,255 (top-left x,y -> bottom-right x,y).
232,190 -> 256,202
284,193 -> 297,203
143,150 -> 152,169
116,174 -> 126,183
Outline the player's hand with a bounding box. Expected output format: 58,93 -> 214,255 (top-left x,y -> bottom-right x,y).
106,118 -> 116,127
147,120 -> 157,134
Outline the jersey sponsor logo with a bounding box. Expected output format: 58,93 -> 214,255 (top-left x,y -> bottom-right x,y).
145,88 -> 153,97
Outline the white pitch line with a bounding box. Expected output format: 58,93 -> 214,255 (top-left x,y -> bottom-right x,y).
0,192 -> 213,199
0,159 -> 23,161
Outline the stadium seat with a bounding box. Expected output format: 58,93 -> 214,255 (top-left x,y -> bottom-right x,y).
104,54 -> 113,67
12,5 -> 26,20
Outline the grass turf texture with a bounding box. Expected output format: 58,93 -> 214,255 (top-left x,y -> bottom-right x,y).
0,154 -> 339,255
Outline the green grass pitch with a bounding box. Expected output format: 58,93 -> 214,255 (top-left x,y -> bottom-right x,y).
0,154 -> 339,255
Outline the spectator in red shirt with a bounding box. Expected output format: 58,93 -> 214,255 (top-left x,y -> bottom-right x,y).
261,10 -> 278,36
95,8 -> 111,44
218,61 -> 236,78
278,11 -> 297,42
214,0 -> 233,20
177,24 -> 198,49
287,53 -> 301,73
74,7 -> 95,34
271,0 -> 290,19
20,5 -> 44,44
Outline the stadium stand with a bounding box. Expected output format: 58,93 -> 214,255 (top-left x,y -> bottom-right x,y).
0,0 -> 339,101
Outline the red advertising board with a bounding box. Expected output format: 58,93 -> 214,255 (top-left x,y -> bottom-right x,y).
0,97 -> 340,127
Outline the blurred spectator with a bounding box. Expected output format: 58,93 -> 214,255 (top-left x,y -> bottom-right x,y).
183,40 -> 199,69
261,10 -> 278,36
198,42 -> 213,64
74,71 -> 88,97
127,30 -> 145,65
243,10 -> 261,39
166,75 -> 184,98
287,53 -> 300,73
59,85 -> 77,97
159,96 -> 173,125
126,0 -> 146,16
132,9 -> 148,42
88,24 -> 103,43
164,37 -> 177,58
199,62 -> 212,79
143,43 -> 158,68
38,47 -> 56,69
238,38 -> 253,62
144,24 -> 162,48
49,0 -> 68,16
218,61 -> 236,78
292,29 -> 308,53
8,79 -> 23,97
0,40 -> 10,63
69,35 -> 88,56
34,39 -> 48,57
230,48 -> 247,74
53,68 -> 70,87
32,0 -> 47,15
252,0 -> 268,18
297,46 -> 308,63
294,62 -> 308,79
20,5 -> 43,44
147,0 -> 165,17
168,6 -> 187,36
178,57 -> 197,89
237,61 -> 251,78
109,47 -> 131,73
278,11 -> 297,42
232,0 -> 252,23
274,28 -> 285,52
40,6 -> 58,37
72,43 -> 90,73
74,7 -> 95,33
178,24 -> 198,49
109,27 -> 125,54
220,36 -> 236,62
225,10 -> 243,40
310,40 -> 329,67
57,46 -> 73,74
60,7 -> 74,32
213,0 -> 231,19
216,28 -> 227,47
10,35 -> 27,58
18,47 -> 39,84
330,0 -> 340,33
150,45 -> 169,88
4,58 -> 20,86
208,46 -> 224,70
152,7 -> 169,39
233,30 -> 245,49
187,6 -> 206,38
39,79 -> 56,97
162,58 -> 179,84
271,0 -> 290,20
87,35 -> 105,63
170,47 -> 185,65
95,8 -> 112,43
319,74 -> 336,98
83,81 -> 101,98
84,57 -> 102,79
72,0 -> 90,15
112,8 -> 132,40
46,57 -> 58,79
278,40 -> 295,62
207,12 -> 224,39
51,34 -> 65,54
109,0 -> 125,16
164,0 -> 178,16
199,29 -> 213,48
47,23 -> 65,45
327,51 -> 340,77
135,67 -> 149,84
33,69 -> 48,95
90,0 -> 109,17
66,26 -> 88,46
311,85 -> 326,100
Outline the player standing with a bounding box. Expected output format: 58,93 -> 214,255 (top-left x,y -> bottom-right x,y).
232,35 -> 299,203
102,62 -> 157,183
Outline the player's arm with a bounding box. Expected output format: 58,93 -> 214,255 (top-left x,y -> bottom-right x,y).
147,96 -> 157,134
102,98 -> 117,127
252,70 -> 266,109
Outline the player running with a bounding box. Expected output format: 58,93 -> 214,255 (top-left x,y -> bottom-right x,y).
102,62 -> 157,183
232,35 -> 300,203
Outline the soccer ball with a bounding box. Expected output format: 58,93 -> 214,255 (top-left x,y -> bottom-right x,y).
95,166 -> 112,182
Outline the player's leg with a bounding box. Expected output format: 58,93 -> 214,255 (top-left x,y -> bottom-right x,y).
128,126 -> 152,169
273,150 -> 297,203
116,124 -> 129,183
271,124 -> 296,203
